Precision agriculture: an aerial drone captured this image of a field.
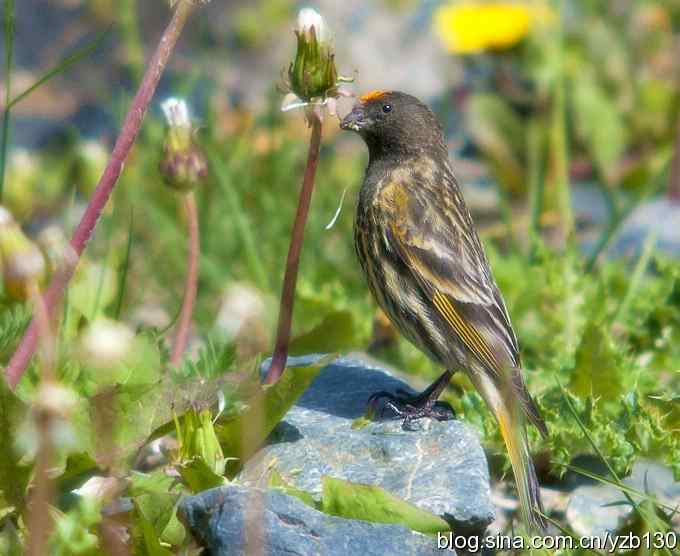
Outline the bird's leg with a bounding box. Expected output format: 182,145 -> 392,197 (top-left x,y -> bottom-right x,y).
367,369 -> 455,428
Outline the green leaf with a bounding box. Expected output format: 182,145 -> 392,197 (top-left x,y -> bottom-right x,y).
68,262 -> 117,323
571,71 -> 626,184
216,357 -> 330,464
177,457 -> 227,494
129,471 -> 183,554
0,303 -> 30,359
179,339 -> 235,380
466,93 -> 525,195
288,310 -> 356,355
0,376 -> 30,515
321,476 -> 449,535
569,321 -> 623,401
54,451 -> 99,509
7,29 -> 110,110
268,469 -> 317,508
131,498 -> 175,556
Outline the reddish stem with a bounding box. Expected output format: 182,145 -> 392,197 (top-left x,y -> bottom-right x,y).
170,192 -> 200,366
5,2 -> 196,389
25,282 -> 55,556
264,114 -> 323,385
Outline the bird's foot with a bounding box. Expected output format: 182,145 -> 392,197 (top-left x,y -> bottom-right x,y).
367,388 -> 454,430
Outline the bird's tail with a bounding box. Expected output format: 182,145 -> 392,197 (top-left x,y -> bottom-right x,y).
474,373 -> 546,533
495,398 -> 546,533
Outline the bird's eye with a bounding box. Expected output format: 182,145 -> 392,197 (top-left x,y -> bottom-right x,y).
382,104 -> 392,114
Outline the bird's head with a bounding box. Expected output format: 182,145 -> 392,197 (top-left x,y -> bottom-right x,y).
340,90 -> 445,157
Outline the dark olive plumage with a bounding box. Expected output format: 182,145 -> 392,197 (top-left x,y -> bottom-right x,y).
342,91 -> 547,532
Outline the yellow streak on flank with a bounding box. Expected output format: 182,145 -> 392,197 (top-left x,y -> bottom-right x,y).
432,292 -> 498,372
360,90 -> 388,102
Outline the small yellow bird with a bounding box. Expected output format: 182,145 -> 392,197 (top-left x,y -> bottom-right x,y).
341,90 -> 548,532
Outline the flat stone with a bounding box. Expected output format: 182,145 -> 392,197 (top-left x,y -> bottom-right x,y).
566,459 -> 680,537
246,354 -> 494,532
607,199 -> 680,259
178,485 -> 446,556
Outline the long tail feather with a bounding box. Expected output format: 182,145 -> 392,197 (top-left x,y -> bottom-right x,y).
496,401 -> 546,533
472,372 -> 546,532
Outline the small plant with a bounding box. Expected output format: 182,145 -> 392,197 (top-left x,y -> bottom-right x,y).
159,98 -> 208,366
264,7 -> 353,385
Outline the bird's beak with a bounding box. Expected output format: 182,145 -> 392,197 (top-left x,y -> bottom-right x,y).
340,104 -> 369,132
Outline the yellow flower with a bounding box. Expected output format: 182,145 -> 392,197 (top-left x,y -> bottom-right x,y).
434,2 -> 549,54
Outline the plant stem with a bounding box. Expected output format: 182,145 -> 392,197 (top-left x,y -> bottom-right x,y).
669,119 -> 680,202
264,114 -> 323,385
0,0 -> 16,201
25,282 -> 56,556
527,116 -> 544,260
5,1 -> 197,390
171,192 -> 200,366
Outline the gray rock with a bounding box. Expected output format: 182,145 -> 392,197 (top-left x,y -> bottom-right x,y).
178,485 -> 447,556
566,459 -> 680,537
249,354 -> 494,532
565,484 -> 632,538
607,199 -> 680,259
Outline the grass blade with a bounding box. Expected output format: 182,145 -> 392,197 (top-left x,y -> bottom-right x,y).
8,28 -> 111,111
114,208 -> 135,319
557,378 -> 671,541
0,0 -> 16,200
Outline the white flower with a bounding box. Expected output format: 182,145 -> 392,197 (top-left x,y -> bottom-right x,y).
297,7 -> 328,43
0,205 -> 14,227
78,318 -> 134,369
161,97 -> 191,128
80,140 -> 108,166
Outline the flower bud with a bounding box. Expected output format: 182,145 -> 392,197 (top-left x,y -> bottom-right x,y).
0,224 -> 46,300
159,98 -> 208,192
288,8 -> 338,102
37,225 -> 72,279
176,406 -> 225,477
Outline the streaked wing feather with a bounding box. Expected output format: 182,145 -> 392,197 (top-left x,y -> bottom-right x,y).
376,165 -> 547,436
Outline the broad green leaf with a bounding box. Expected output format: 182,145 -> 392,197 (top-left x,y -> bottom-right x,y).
570,322 -> 623,401
177,457 -> 227,494
129,471 -> 183,553
131,498 -> 175,556
216,357 -> 330,464
288,311 -> 356,355
0,377 -> 30,515
268,469 -> 317,508
68,262 -> 117,323
321,476 -> 449,535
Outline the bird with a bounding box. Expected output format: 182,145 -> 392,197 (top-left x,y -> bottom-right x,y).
340,90 -> 548,532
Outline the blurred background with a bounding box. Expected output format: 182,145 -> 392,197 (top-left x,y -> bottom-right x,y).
2,0 -> 680,548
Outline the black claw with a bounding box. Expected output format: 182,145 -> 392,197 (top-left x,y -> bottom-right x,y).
365,391 -> 455,427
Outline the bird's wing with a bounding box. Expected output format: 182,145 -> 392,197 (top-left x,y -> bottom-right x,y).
375,165 -> 546,435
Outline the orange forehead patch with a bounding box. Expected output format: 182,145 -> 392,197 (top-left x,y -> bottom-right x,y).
360,90 -> 388,103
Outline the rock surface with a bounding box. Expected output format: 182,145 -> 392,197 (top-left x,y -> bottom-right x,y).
179,354 -> 492,555
245,354 -> 494,532
179,485 -> 447,556
607,199 -> 680,259
566,459 -> 680,537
